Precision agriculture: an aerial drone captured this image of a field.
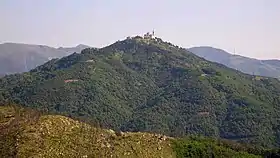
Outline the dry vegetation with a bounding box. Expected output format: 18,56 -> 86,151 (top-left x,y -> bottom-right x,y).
0,105 -> 176,158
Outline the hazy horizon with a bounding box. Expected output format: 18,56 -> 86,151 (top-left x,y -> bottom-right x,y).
1,0 -> 279,59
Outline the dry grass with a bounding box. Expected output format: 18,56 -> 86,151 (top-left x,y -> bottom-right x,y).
1,106 -> 176,158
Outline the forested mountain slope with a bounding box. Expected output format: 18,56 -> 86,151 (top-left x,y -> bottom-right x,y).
1,36 -> 280,147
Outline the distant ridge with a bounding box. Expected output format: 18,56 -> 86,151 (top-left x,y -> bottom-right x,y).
188,46 -> 280,78
0,43 -> 91,75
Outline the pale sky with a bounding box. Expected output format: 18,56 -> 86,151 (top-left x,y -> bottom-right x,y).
0,0 -> 279,59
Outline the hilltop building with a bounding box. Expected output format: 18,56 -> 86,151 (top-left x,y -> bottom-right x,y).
126,30 -> 157,41
144,30 -> 156,39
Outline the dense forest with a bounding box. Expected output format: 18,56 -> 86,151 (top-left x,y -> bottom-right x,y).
1,36 -> 280,148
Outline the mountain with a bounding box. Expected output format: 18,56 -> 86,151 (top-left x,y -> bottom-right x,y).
0,43 -> 90,75
57,44 -> 90,53
187,46 -> 280,78
262,60 -> 280,69
1,105 -> 272,158
1,35 -> 280,148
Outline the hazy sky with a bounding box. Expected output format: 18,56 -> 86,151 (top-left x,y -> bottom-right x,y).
0,0 -> 279,59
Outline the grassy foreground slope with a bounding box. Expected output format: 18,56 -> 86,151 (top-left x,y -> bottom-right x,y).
1,36 -> 280,147
0,105 -> 265,158
0,105 -> 175,158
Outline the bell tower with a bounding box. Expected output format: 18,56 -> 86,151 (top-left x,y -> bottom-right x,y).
152,30 -> 155,39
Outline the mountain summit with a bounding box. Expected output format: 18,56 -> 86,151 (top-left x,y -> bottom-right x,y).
1,35 -> 280,147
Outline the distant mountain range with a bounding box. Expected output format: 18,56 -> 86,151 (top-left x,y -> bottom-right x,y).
1,43 -> 279,80
188,46 -> 280,78
0,43 -> 90,76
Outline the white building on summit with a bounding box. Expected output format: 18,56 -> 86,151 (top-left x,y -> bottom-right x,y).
144,30 -> 156,39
